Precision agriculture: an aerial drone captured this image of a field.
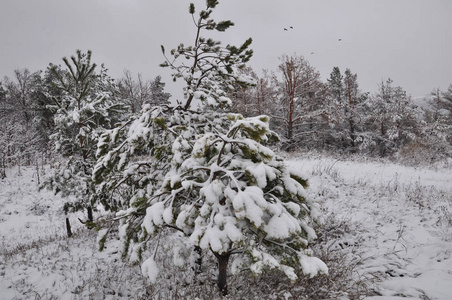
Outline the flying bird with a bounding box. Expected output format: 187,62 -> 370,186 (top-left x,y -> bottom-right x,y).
290,26 -> 293,29
284,28 -> 288,31
338,39 -> 342,41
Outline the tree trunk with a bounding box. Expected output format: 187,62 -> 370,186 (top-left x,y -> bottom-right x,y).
35,158 -> 40,185
349,118 -> 356,150
66,217 -> 73,238
215,253 -> 230,296
87,206 -> 93,222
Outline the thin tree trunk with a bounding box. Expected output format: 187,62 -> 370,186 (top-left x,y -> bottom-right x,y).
0,153 -> 5,179
349,118 -> 356,150
35,158 -> 40,185
66,218 -> 73,238
215,253 -> 230,296
87,206 -> 93,222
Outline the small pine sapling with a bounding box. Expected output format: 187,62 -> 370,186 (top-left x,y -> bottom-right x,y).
92,0 -> 327,296
42,50 -> 125,213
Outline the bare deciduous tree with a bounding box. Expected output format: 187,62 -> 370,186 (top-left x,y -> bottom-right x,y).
272,54 -> 326,150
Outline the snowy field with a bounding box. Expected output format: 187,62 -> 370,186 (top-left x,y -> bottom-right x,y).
291,156 -> 452,299
1,156 -> 451,299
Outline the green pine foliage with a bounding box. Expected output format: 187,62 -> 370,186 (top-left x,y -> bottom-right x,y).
42,50 -> 126,212
91,1 -> 326,295
160,2 -> 252,111
326,67 -> 370,152
368,78 -> 419,157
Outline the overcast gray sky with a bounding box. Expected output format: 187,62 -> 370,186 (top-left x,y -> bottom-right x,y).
1,0 -> 451,100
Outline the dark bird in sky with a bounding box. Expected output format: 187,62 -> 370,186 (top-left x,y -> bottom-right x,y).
284,28 -> 288,31
338,39 -> 342,41
290,26 -> 293,29
311,52 -> 314,54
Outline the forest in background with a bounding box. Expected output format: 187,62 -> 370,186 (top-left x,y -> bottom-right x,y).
1,50 -> 451,176
0,61 -> 171,177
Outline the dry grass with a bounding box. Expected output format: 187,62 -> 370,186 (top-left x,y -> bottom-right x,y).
133,214 -> 380,300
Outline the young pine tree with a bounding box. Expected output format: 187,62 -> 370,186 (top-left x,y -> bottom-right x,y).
43,50 -> 125,212
92,1 -> 327,295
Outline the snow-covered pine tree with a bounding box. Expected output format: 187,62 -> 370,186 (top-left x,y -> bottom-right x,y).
440,84 -> 452,127
328,67 -> 344,105
43,50 -> 125,212
149,75 -> 171,107
369,79 -> 419,157
410,88 -> 452,161
326,67 -> 370,152
92,0 -> 327,295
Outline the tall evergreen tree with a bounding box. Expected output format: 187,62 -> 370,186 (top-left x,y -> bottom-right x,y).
343,69 -> 359,149
0,82 -> 6,102
149,75 -> 171,107
440,84 -> 452,126
92,1 -> 326,295
327,67 -> 344,105
368,79 -> 419,156
413,87 -> 452,161
324,67 -> 370,153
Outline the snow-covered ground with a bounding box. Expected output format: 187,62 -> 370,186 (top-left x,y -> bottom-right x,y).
1,157 -> 451,299
293,157 -> 452,299
0,167 -> 148,299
